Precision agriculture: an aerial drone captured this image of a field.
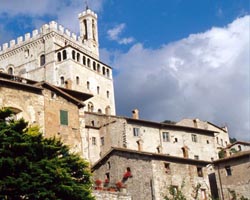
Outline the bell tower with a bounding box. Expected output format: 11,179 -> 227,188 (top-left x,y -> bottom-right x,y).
78,6 -> 99,57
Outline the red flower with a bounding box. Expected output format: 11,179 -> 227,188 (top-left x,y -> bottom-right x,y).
105,179 -> 109,183
116,181 -> 123,188
123,171 -> 132,179
95,179 -> 102,186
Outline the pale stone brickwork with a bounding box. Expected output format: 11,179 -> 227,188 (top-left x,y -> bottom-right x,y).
0,8 -> 115,115
85,112 -> 222,164
0,80 -> 45,132
177,119 -> 230,154
92,148 -> 212,200
0,75 -> 90,156
93,191 -> 131,200
213,151 -> 250,199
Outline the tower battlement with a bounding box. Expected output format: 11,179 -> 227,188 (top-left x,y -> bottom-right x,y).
0,21 -> 83,54
78,9 -> 97,19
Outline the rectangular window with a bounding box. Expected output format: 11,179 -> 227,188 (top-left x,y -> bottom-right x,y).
92,137 -> 96,145
162,132 -> 170,142
221,139 -> 223,146
225,166 -> 232,176
101,137 -> 104,146
192,134 -> 197,142
133,127 -> 139,137
60,110 -> 68,125
164,162 -> 171,174
197,167 -> 203,177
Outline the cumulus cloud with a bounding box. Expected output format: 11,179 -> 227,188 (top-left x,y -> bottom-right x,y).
108,15 -> 250,141
107,23 -> 134,45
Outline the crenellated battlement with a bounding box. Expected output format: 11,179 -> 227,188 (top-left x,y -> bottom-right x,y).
0,21 -> 84,54
78,9 -> 97,19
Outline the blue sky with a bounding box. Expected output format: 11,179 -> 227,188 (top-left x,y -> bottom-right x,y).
0,0 -> 249,141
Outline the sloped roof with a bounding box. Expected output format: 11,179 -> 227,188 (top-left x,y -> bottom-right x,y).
91,147 -> 211,171
213,150 -> 250,164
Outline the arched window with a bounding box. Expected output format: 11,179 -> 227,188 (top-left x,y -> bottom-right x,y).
97,86 -> 100,94
105,106 -> 111,115
102,67 -> 106,75
83,56 -> 86,65
63,50 -> 67,60
88,102 -> 94,112
72,50 -> 76,60
87,81 -> 90,90
106,69 -> 110,77
98,109 -> 102,114
87,58 -> 91,68
181,146 -> 189,158
7,67 -> 14,75
106,91 -> 110,98
77,53 -> 80,62
97,64 -> 100,73
93,61 -> 96,71
60,76 -> 65,85
40,54 -> 45,66
57,52 -> 62,62
83,19 -> 88,40
76,76 -> 79,85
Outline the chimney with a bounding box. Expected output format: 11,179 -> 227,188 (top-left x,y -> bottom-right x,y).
132,109 -> 139,119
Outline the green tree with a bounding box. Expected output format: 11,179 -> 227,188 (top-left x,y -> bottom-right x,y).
0,108 -> 94,200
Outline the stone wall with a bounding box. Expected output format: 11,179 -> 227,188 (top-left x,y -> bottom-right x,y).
93,190 -> 131,200
85,113 -> 219,164
92,149 -> 212,200
0,82 -> 45,132
43,88 -> 82,154
214,154 -> 250,199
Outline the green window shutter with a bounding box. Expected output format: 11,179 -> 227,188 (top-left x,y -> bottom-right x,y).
60,110 -> 68,125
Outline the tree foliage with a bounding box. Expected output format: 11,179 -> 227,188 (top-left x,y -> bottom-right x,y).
0,108 -> 94,200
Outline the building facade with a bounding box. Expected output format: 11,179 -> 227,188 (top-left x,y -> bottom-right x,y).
84,112 -> 226,164
0,8 -> 115,116
0,73 -> 92,155
92,148 -> 212,200
213,151 -> 250,199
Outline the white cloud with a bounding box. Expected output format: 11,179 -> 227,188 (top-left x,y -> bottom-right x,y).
107,23 -> 134,45
107,15 -> 250,141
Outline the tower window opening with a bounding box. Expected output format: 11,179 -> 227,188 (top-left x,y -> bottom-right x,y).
77,53 -> 80,62
76,76 -> 79,85
40,54 -> 45,66
62,50 -> 67,60
83,56 -> 86,65
97,64 -> 100,73
7,67 -> 14,75
102,67 -> 106,75
60,76 -> 65,85
97,86 -> 100,94
57,52 -> 62,62
72,50 -> 76,60
87,58 -> 91,68
83,19 -> 88,39
87,81 -> 90,90
92,19 -> 96,41
106,69 -> 110,77
93,61 -> 96,70
106,91 -> 110,98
